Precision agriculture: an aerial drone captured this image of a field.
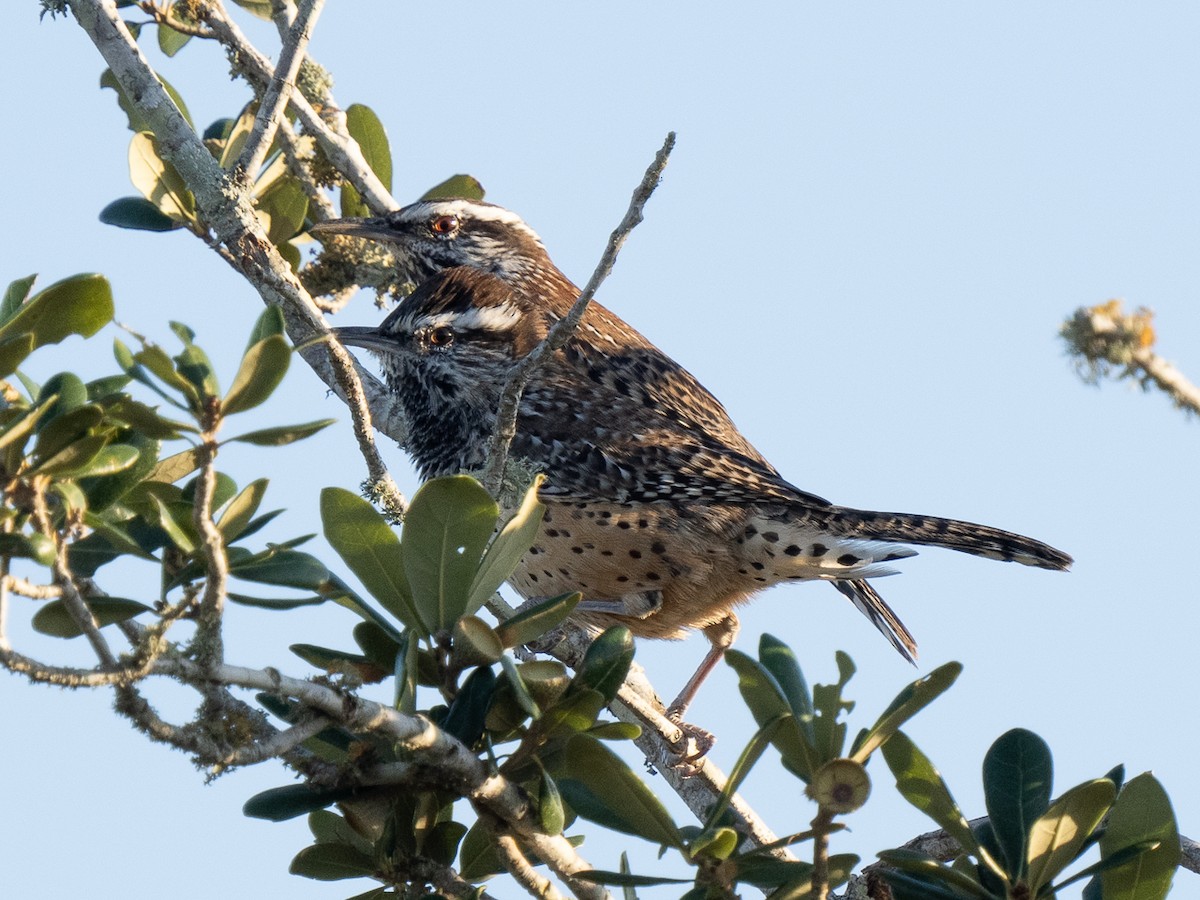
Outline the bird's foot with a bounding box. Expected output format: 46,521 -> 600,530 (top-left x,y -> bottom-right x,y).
665,704 -> 716,769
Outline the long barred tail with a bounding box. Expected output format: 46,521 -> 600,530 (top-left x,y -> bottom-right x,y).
826,508 -> 1073,571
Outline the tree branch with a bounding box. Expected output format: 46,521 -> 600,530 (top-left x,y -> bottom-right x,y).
237,0 -> 324,178
479,132 -> 675,496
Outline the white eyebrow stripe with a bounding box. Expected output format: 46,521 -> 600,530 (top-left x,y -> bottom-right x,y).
396,199 -> 546,243
416,301 -> 522,333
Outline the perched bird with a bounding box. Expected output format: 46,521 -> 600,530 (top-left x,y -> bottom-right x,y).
327,244 -> 1071,718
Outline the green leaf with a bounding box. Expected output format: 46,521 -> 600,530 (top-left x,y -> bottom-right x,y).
320,487 -> 424,634
146,447 -> 203,484
147,493 -> 196,553
401,476 -> 499,633
170,321 -> 220,400
227,592 -> 326,610
133,343 -> 199,402
458,820 -> 505,880
420,174 -> 485,201
851,661 -> 961,764
128,132 -> 196,223
983,728 -> 1053,880
726,649 -> 818,782
290,643 -> 388,682
1098,773 -> 1179,900
217,478 -> 268,543
100,196 -> 184,232
572,871 -> 691,888
494,591 -> 580,648
705,716 -> 785,831
501,653 -> 543,720
230,547 -> 330,590
875,851 -> 991,900
880,732 -> 989,870
569,624 -> 633,703
538,770 -> 565,834
246,305 -> 286,346
0,333 -> 35,379
256,176 -> 310,245
221,334 -> 291,416
811,651 -> 855,763
229,0 -> 275,21
100,68 -> 194,132
70,444 -> 139,478
32,597 -> 152,638
467,474 -> 545,615
30,434 -> 110,478
288,843 -> 376,881
0,273 -> 114,374
0,532 -> 56,566
0,274 -> 36,324
558,734 -> 683,848
341,104 -> 392,217
156,21 -> 191,57
308,809 -> 373,854
1026,778 -> 1116,893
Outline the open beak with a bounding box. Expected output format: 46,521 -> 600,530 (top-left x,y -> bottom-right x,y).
309,217 -> 395,242
331,326 -> 394,354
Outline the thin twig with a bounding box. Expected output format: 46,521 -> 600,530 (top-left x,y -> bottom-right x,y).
238,0 -> 325,178
197,2 -> 394,212
193,416 -> 229,668
493,830 -> 567,900
479,132 -> 676,496
3,575 -> 62,599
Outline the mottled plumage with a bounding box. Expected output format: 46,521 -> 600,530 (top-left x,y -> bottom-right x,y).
331,261 -> 1071,672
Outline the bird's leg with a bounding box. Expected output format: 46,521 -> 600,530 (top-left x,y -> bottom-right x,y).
663,613 -> 740,759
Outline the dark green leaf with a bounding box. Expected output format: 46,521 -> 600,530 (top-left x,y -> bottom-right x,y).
441,666 -> 495,747
983,728 -> 1053,880
401,476 -> 498,632
353,621 -> 402,671
308,809 -> 373,853
572,871 -> 691,887
221,334 -> 290,415
321,487 -> 423,633
247,305 -> 286,346
570,625 -> 634,703
100,196 -> 183,232
30,434 -> 110,478
558,734 -> 683,848
0,532 -> 57,566
32,597 -> 152,638
344,104 -> 393,214
145,447 -> 203,484
424,820 -> 468,868
759,634 -> 815,740
726,649 -> 817,781
227,592 -> 326,610
811,651 -> 855,764
420,174 -> 485,201
706,716 -> 785,831
0,333 -> 35,379
224,418 -> 336,447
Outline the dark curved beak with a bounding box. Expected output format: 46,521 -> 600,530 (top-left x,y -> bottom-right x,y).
332,325 -> 394,354
310,217 -> 395,242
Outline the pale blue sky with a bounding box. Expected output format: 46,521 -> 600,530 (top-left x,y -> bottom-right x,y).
3,4 -> 1198,898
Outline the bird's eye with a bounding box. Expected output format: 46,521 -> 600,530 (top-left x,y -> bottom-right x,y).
430,215 -> 459,236
428,326 -> 455,347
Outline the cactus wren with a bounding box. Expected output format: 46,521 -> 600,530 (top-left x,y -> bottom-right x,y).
317,201 -> 1071,717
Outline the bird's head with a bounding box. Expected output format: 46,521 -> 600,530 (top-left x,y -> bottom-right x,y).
311,198 -> 553,285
